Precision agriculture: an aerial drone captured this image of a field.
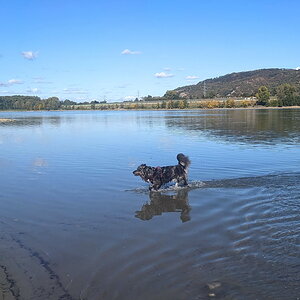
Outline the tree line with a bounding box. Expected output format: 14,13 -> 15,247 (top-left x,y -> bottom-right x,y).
0,96 -> 109,110
0,96 -> 74,110
1,83 -> 300,111
255,83 -> 300,106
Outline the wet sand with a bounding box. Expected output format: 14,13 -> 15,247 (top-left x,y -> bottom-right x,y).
0,268 -> 14,300
0,118 -> 14,123
0,227 -> 73,300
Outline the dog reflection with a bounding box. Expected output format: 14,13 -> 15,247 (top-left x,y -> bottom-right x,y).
135,189 -> 191,222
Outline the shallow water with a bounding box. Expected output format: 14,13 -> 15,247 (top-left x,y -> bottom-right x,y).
0,109 -> 299,299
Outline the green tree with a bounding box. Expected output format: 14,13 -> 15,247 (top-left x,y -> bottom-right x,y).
167,100 -> 174,109
63,99 -> 77,106
276,84 -> 296,106
44,97 -> 60,110
143,95 -> 153,101
178,100 -> 185,109
161,101 -> 167,109
256,86 -> 270,105
183,99 -> 189,108
164,90 -> 180,100
173,100 -> 180,108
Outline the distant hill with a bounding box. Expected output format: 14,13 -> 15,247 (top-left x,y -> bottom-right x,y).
173,68 -> 300,98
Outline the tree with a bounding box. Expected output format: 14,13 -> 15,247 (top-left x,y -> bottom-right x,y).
44,97 -> 60,110
164,90 -> 180,100
183,99 -> 189,108
161,101 -> 167,109
63,99 -> 77,106
225,99 -> 235,108
256,86 -> 270,105
179,100 -> 185,109
276,84 -> 296,106
207,91 -> 216,98
167,100 -> 174,109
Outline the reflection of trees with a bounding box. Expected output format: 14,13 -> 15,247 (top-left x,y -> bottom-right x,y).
135,189 -> 191,222
0,118 -> 43,127
0,117 -> 62,127
165,109 -> 300,144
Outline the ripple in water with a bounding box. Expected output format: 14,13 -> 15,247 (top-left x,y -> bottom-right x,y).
121,173 -> 300,300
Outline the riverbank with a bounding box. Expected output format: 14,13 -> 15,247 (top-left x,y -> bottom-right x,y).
1,106 -> 300,113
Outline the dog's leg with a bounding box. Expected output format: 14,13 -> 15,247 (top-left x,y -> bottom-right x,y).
183,176 -> 188,186
152,182 -> 162,191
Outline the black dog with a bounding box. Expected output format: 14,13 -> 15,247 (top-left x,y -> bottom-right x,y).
133,153 -> 191,191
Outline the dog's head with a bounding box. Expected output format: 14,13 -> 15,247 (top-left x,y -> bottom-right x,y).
133,164 -> 149,180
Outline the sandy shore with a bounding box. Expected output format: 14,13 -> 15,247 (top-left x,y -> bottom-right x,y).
0,118 -> 14,123
0,267 -> 15,300
0,229 -> 73,300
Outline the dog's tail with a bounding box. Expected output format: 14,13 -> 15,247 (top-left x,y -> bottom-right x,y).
177,153 -> 191,168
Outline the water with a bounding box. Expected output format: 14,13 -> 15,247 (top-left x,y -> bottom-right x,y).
0,109 -> 299,300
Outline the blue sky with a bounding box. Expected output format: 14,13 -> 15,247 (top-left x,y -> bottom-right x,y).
1,0 -> 300,102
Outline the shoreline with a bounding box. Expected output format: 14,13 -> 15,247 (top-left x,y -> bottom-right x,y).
1,106 -> 300,114
0,118 -> 15,122
0,266 -> 16,300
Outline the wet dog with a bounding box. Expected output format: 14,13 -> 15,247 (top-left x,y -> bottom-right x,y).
133,153 -> 191,191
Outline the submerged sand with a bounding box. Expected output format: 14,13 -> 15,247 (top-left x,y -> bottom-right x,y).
0,118 -> 14,123
0,267 -> 15,300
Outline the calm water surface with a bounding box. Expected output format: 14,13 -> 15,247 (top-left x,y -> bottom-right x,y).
0,109 -> 299,299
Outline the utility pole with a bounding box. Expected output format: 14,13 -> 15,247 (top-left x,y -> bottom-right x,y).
203,81 -> 207,98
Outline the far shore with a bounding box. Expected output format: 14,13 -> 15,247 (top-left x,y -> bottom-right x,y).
1,106 -> 300,114
0,105 -> 300,114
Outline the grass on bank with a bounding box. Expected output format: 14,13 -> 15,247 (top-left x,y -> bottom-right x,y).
68,98 -> 257,110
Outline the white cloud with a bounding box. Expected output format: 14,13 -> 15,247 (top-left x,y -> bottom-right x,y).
163,67 -> 171,71
21,51 -> 38,60
154,72 -> 174,78
63,88 -> 88,94
121,49 -> 141,55
32,77 -> 52,84
0,79 -> 23,86
8,79 -> 23,85
27,88 -> 40,94
295,67 -> 300,70
186,75 -> 199,80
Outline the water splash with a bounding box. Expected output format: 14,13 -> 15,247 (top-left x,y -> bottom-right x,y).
128,172 -> 300,193
126,180 -> 205,194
